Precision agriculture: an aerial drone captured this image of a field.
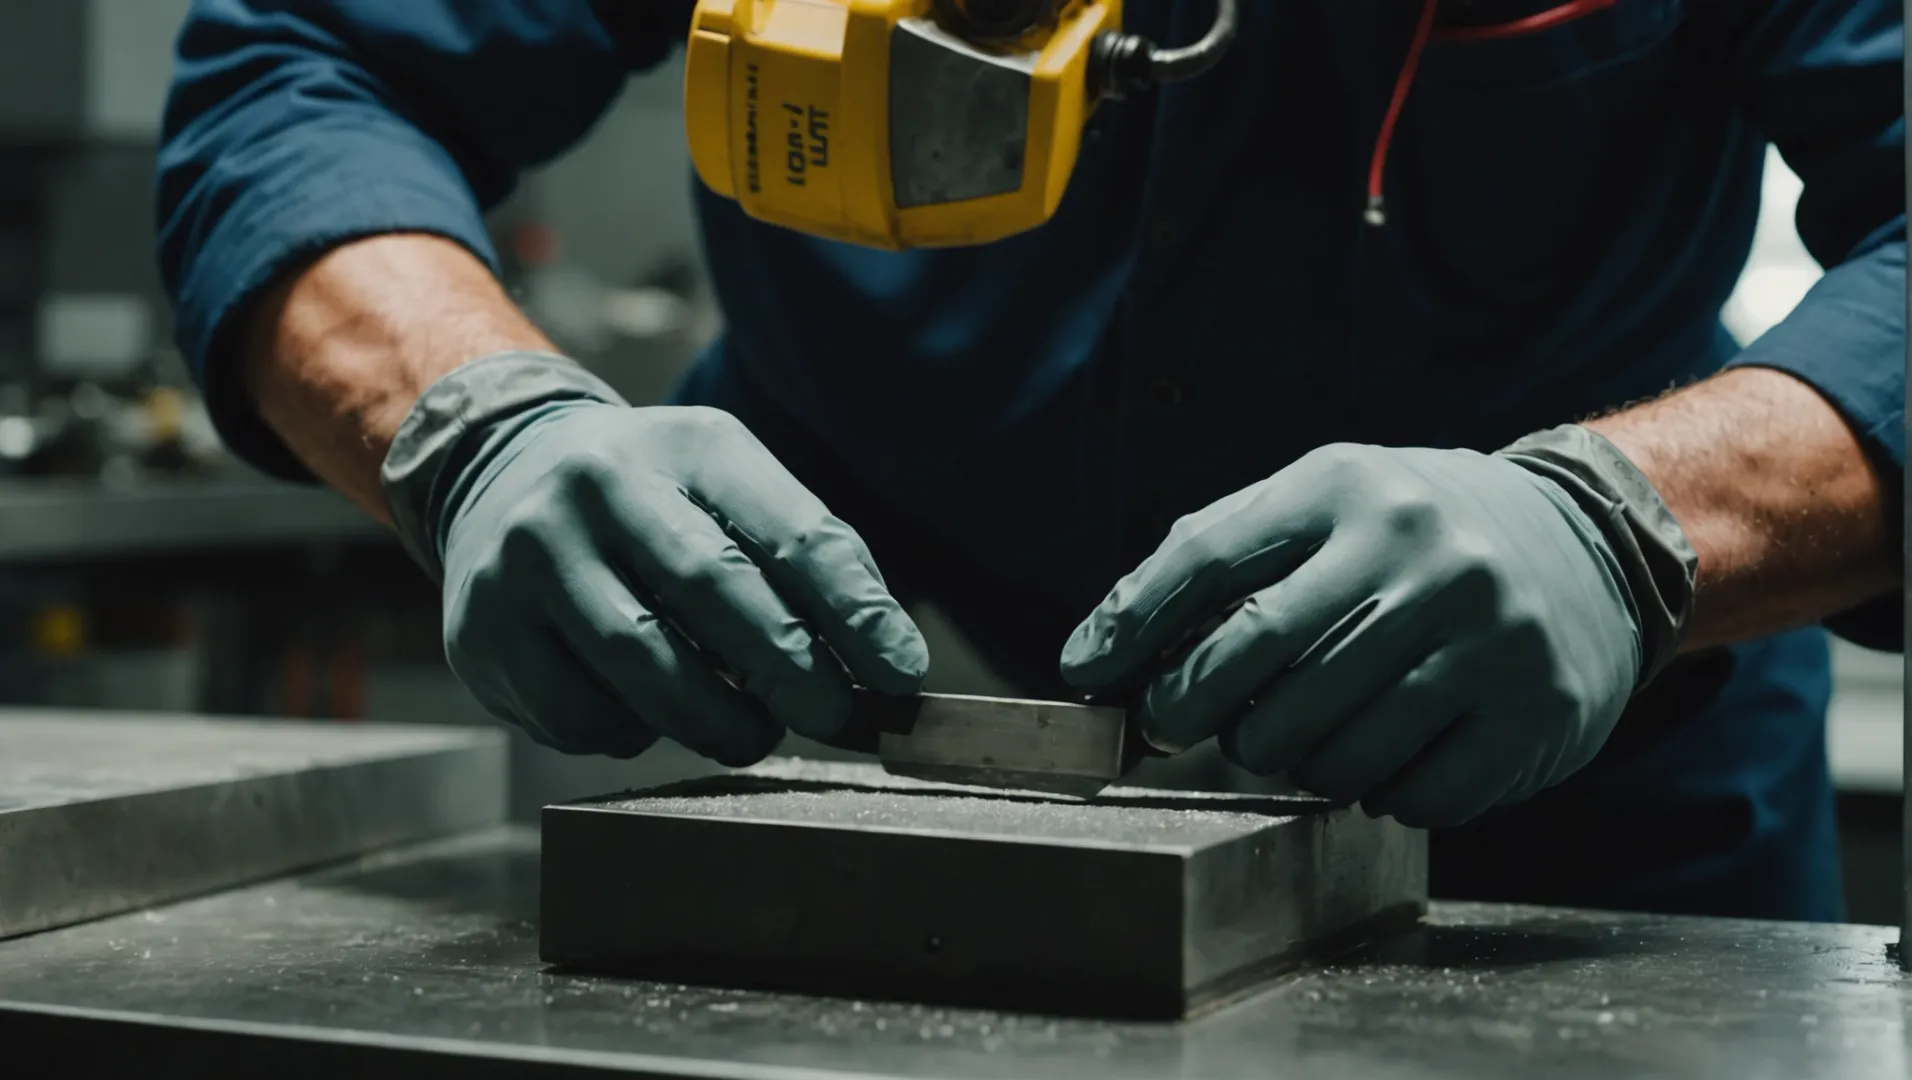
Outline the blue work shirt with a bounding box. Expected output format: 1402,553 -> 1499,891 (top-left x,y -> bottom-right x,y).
158,0 -> 1905,921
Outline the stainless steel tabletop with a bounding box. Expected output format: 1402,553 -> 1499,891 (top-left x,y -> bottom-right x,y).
0,476 -> 384,563
0,709 -> 505,938
1,826 -> 1905,1079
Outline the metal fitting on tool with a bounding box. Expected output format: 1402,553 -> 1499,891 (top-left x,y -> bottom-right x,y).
1093,0 -> 1240,100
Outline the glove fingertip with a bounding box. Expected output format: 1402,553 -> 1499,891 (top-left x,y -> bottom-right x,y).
704,723 -> 785,769
822,598 -> 929,694
890,616 -> 932,680
1359,797 -> 1395,822
1218,717 -> 1301,778
1056,660 -> 1100,691
1135,722 -> 1192,756
765,667 -> 856,744
860,634 -> 930,696
598,729 -> 662,760
862,662 -> 928,697
1132,682 -> 1197,755
1058,623 -> 1127,689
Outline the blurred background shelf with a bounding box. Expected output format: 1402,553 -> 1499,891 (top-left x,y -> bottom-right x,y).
1829,642 -> 1904,795
0,475 -> 381,563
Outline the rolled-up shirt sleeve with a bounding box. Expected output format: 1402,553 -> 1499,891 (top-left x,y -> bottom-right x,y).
1713,0 -> 1906,649
156,0 -> 682,478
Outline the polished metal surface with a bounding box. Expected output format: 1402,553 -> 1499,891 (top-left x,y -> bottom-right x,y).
863,691 -> 1131,796
0,477 -> 384,563
0,709 -> 505,938
541,759 -> 1423,1017
0,827 -> 1907,1079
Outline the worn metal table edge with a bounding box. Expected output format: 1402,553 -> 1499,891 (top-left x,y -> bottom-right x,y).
1,720 -> 508,940
2,830 -> 1908,1080
551,802 -> 1243,855
0,999 -> 838,1080
0,711 -> 510,803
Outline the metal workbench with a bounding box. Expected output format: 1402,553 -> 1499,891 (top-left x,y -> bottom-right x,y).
0,827 -> 1906,1080
1,710 -> 1908,1078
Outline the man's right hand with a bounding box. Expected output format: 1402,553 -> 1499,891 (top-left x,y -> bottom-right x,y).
384,354 -> 928,764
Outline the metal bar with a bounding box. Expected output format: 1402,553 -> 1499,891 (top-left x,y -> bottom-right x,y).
857,690 -> 1132,797
0,709 -> 506,939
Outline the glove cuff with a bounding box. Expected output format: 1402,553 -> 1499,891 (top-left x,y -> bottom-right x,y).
381,351 -> 626,583
1497,424 -> 1698,688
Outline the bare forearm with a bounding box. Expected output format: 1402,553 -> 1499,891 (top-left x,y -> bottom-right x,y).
1586,366 -> 1899,651
239,233 -> 555,522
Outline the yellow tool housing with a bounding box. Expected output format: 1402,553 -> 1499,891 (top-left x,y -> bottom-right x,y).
685,0 -> 1120,250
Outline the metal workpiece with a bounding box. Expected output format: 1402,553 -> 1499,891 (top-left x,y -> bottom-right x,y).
854,690 -> 1134,796
0,709 -> 505,939
0,828 -> 1909,1079
540,759 -> 1426,1019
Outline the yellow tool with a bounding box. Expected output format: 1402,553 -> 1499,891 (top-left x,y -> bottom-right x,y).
684,0 -> 1237,250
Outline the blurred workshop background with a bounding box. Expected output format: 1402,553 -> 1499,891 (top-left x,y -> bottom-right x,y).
0,1 -> 1901,918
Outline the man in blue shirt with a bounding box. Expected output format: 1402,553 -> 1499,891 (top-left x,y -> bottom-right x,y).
158,1 -> 1903,921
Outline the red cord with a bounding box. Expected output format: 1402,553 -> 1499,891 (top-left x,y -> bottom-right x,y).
1435,0 -> 1618,42
1365,0 -> 1440,227
1363,0 -> 1618,226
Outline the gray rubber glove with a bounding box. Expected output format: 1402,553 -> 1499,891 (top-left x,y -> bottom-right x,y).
382,352 -> 928,764
1060,430 -> 1696,828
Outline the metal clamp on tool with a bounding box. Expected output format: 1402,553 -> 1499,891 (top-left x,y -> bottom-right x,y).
683,0 -> 1239,250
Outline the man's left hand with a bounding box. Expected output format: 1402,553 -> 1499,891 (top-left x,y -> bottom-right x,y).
1060,442 -> 1647,828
